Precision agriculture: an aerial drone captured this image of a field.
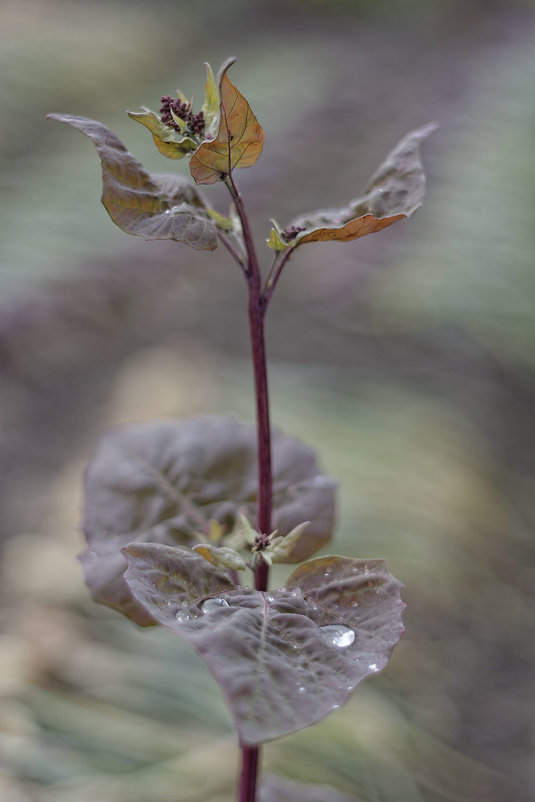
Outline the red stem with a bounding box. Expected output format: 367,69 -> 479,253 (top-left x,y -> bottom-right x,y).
225,173 -> 272,802
239,745 -> 260,802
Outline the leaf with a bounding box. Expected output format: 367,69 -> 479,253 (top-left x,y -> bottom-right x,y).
47,114 -> 218,250
192,543 -> 247,571
266,219 -> 290,252
126,107 -> 198,159
288,122 -> 437,246
260,775 -> 357,802
123,545 -> 405,744
202,62 -> 220,135
81,416 -> 336,625
265,522 -> 310,564
190,60 -> 265,184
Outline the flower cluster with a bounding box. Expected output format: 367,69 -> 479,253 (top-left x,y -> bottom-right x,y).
159,95 -> 205,137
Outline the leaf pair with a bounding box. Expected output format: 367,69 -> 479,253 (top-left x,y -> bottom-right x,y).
79,415 -> 404,745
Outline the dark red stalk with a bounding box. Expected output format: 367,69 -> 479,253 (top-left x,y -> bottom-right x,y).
225,174 -> 272,802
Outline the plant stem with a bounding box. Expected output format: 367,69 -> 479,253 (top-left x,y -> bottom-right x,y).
248,286 -> 271,592
225,173 -> 272,802
239,745 -> 260,802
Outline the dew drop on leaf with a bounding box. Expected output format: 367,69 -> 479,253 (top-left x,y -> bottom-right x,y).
201,597 -> 230,614
318,625 -> 356,648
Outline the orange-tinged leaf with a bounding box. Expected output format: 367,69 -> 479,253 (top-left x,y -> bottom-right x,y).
297,212 -> 406,244
285,122 -> 437,247
190,62 -> 265,185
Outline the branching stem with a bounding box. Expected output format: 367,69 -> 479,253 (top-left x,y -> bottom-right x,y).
262,244 -> 297,309
224,172 -> 272,802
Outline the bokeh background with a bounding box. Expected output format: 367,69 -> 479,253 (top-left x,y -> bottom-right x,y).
1,0 -> 534,800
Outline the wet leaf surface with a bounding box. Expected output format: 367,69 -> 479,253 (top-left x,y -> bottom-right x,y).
190,60 -> 265,184
282,122 -> 437,246
123,544 -> 405,744
81,416 -> 336,625
47,115 -> 218,250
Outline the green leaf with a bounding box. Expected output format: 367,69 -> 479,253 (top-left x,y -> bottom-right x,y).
192,543 -> 247,571
202,62 -> 220,135
265,522 -> 310,564
287,122 -> 437,246
127,107 -> 198,159
206,207 -> 235,232
47,114 -> 218,250
266,219 -> 290,252
80,416 -> 336,625
190,59 -> 265,184
123,545 -> 405,744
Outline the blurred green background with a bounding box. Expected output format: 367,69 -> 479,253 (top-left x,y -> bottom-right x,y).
1,0 -> 534,800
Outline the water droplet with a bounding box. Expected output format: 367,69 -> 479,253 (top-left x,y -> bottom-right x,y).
368,662 -> 379,672
318,625 -> 355,649
175,610 -> 189,622
297,685 -> 306,694
290,588 -> 302,599
201,597 -> 229,614
266,594 -> 275,602
164,209 -> 171,214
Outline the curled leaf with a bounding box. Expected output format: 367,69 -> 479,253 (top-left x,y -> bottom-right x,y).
80,416 -> 336,625
202,62 -> 220,135
266,219 -> 290,252
123,544 -> 405,744
190,59 -> 265,184
287,122 -> 437,246
192,543 -> 247,571
47,114 -> 218,250
127,108 -> 198,159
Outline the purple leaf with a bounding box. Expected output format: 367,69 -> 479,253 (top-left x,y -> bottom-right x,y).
81,416 -> 337,625
123,544 -> 405,744
47,114 -> 218,250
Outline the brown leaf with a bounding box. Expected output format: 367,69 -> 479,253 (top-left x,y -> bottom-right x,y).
286,122 -> 437,246
190,61 -> 265,185
297,213 -> 406,244
47,114 -> 218,250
